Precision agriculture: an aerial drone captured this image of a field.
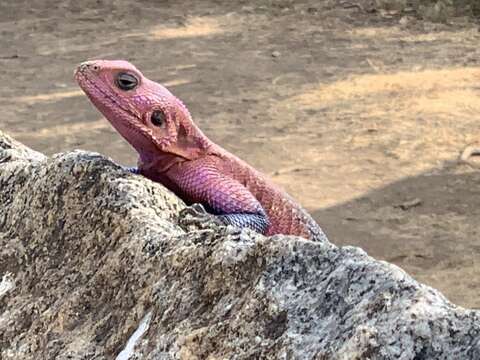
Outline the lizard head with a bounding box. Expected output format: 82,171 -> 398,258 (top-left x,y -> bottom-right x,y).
74,59 -> 209,162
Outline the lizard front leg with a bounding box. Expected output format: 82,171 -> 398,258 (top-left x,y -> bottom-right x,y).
169,161 -> 270,234
217,213 -> 269,233
179,203 -> 269,233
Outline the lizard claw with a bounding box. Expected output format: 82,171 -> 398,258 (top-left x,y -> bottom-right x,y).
178,203 -> 225,232
179,203 -> 209,218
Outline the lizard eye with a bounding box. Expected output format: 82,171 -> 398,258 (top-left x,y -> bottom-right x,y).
116,72 -> 138,91
151,110 -> 166,127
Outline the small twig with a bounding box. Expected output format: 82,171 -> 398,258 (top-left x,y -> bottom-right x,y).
366,58 -> 383,73
0,54 -> 20,60
339,1 -> 364,11
460,145 -> 480,168
270,167 -> 311,177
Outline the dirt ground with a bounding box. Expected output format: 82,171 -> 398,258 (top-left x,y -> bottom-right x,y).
0,0 -> 479,309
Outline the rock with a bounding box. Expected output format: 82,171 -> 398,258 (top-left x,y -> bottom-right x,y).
394,197 -> 423,210
399,15 -> 412,26
1,130 -> 479,359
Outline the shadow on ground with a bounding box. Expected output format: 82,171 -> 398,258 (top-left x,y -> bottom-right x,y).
314,161 -> 480,308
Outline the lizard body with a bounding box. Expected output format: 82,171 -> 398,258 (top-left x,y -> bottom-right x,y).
75,60 -> 327,241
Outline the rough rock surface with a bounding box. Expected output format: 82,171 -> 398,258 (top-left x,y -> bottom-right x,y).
1,131 -> 479,359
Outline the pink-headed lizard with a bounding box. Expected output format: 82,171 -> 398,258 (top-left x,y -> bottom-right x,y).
74,60 -> 327,241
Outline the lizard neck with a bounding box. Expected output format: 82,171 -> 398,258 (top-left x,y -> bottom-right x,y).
138,124 -> 215,175
139,151 -> 184,175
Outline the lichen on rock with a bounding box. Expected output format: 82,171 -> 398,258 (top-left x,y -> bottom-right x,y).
1,131 -> 479,359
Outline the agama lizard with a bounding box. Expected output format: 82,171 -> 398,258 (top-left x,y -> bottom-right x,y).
75,60 -> 327,241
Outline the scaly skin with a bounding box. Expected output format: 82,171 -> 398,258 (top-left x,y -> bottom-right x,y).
75,60 -> 327,241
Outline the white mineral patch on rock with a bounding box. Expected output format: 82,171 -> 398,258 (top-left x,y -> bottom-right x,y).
0,273 -> 14,298
116,311 -> 152,360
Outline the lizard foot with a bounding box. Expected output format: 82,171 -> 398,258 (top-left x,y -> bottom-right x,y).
123,166 -> 139,174
178,203 -> 226,232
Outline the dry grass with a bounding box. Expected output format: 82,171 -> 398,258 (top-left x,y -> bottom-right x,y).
293,67 -> 480,115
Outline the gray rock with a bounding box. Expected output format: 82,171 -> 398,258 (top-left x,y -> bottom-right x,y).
1,130 -> 479,359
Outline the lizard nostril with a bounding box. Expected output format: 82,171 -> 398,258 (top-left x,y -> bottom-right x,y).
78,61 -> 100,73
74,61 -> 101,79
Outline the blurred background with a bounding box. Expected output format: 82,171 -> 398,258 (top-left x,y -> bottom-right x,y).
1,0 -> 479,308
